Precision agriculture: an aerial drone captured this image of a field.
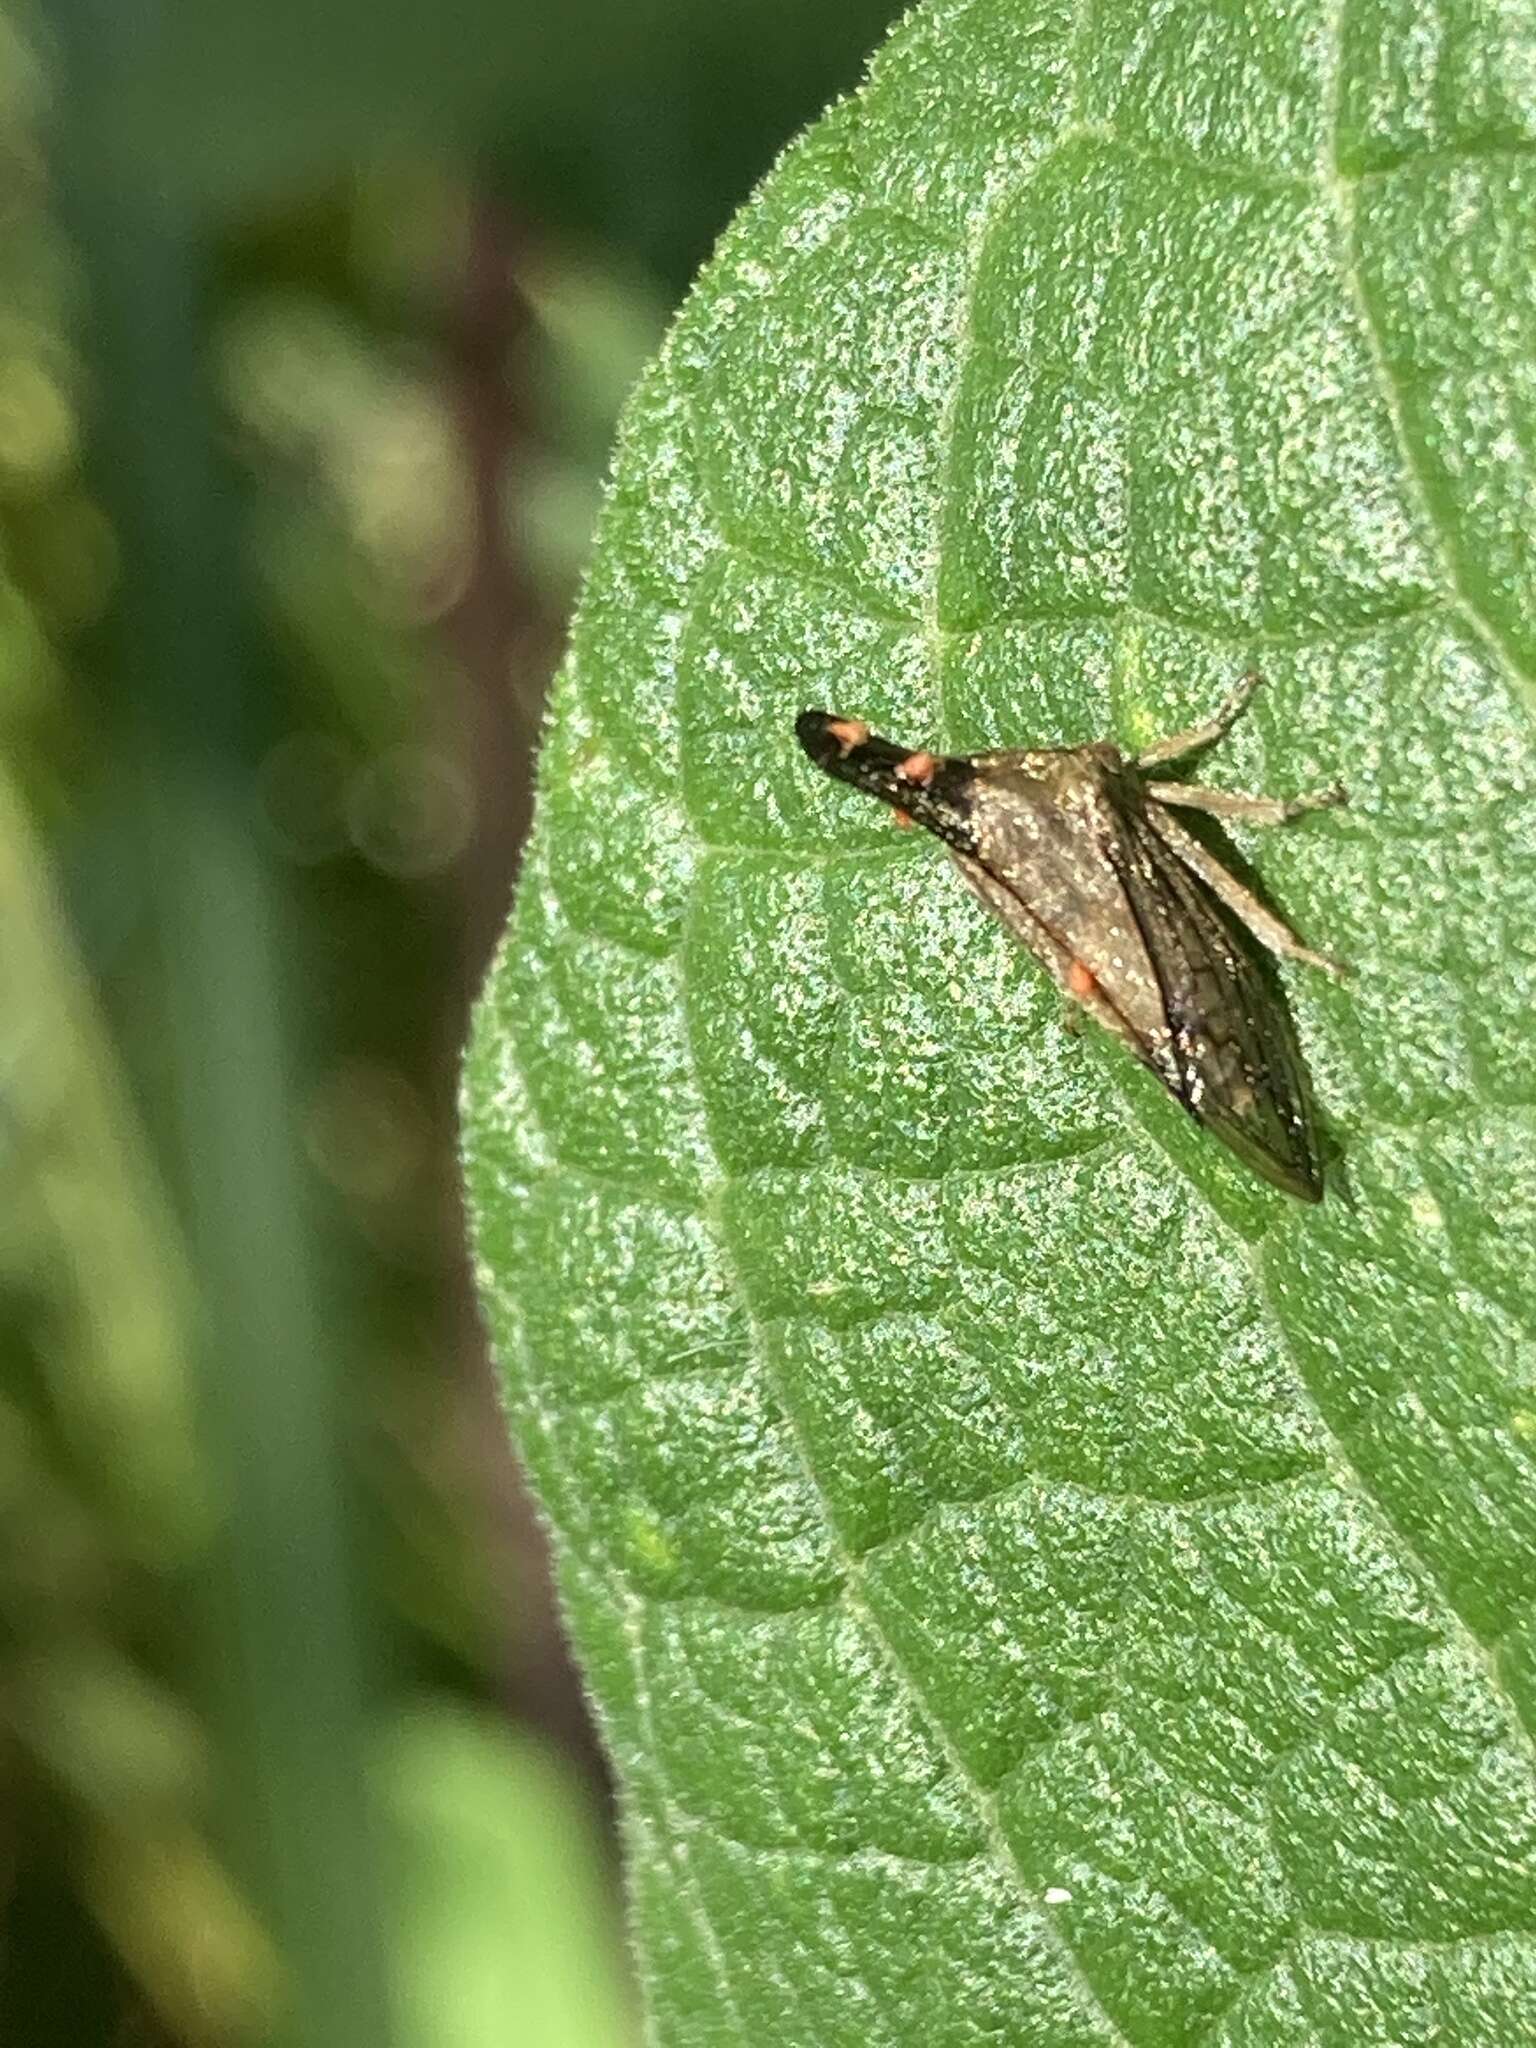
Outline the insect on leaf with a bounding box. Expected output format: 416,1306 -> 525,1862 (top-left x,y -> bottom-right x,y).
796,683 -> 1345,1201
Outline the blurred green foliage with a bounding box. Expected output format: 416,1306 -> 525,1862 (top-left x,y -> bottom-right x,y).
0,0 -> 901,2043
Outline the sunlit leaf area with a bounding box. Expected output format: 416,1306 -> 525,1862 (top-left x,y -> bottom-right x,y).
464,0 -> 1536,2043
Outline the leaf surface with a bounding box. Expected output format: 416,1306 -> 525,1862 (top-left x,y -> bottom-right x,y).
464,1 -> 1536,2039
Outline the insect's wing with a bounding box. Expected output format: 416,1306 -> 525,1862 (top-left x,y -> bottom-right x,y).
944,754 -> 1193,1099
948,830 -> 1180,1080
1102,805 -> 1324,1201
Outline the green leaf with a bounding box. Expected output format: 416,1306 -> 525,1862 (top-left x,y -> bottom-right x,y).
380,1702 -> 634,2048
463,0 -> 1536,2039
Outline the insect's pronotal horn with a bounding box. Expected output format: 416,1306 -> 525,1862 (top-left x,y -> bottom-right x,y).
796,709 -> 888,771
795,707 -> 929,792
796,708 -> 978,852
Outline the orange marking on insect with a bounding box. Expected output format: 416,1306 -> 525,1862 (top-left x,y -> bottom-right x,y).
1067,959 -> 1098,1000
826,718 -> 871,756
891,807 -> 913,829
896,750 -> 938,786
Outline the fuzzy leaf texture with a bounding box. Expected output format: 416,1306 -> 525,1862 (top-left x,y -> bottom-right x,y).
462,1 -> 1536,2040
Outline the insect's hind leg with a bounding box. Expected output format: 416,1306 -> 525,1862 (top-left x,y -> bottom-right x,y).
1148,780 -> 1347,826
1146,801 -> 1349,978
1135,669 -> 1264,769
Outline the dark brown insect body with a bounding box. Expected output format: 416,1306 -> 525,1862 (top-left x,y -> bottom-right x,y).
796,677 -> 1345,1201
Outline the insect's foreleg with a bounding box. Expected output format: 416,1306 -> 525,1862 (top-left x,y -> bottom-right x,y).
1134,669 -> 1264,768
1148,780 -> 1347,826
1145,803 -> 1349,978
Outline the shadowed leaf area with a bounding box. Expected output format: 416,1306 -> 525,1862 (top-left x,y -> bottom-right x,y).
463,0 -> 1536,2039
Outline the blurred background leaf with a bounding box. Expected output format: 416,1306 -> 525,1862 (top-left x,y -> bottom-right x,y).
381,1702 -> 631,2048
47,0 -> 907,275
